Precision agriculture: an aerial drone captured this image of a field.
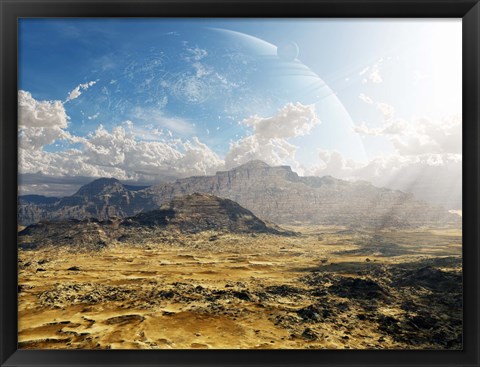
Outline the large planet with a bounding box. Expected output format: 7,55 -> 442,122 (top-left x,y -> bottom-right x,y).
69,27 -> 367,166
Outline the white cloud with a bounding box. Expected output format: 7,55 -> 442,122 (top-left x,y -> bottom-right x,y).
358,93 -> 374,104
19,91 -> 68,129
88,112 -> 100,120
241,103 -> 319,140
360,59 -> 383,84
355,116 -> 461,156
18,90 -> 72,150
226,135 -> 297,169
176,137 -> 224,175
19,114 -> 224,183
391,117 -> 461,156
225,103 -> 320,169
312,150 -> 360,178
87,126 -> 222,177
66,80 -> 97,102
20,148 -> 129,180
376,102 -> 395,120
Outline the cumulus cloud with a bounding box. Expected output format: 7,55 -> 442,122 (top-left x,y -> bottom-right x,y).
176,137 -> 224,175
66,80 -> 97,102
313,150 -> 360,178
355,116 -> 461,156
18,90 -> 72,150
241,103 -> 319,139
226,136 -> 297,169
82,124 -> 221,176
19,91 -> 68,129
225,103 -> 320,168
19,147 -> 129,180
19,111 -> 224,186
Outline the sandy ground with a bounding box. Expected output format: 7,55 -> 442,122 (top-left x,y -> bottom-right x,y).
18,226 -> 462,349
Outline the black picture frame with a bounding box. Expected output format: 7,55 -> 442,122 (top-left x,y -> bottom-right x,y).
1,0 -> 479,366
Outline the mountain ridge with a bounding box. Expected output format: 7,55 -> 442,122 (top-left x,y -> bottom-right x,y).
19,193 -> 291,250
18,160 -> 459,228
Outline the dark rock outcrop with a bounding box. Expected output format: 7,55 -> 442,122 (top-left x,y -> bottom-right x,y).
121,193 -> 285,235
18,194 -> 291,249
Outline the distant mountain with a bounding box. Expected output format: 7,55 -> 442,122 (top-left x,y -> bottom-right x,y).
18,178 -> 158,225
18,195 -> 61,225
18,193 -> 290,249
145,160 -> 459,228
19,195 -> 60,205
18,160 -> 460,228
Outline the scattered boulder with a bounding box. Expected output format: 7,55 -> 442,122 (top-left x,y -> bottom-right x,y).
296,305 -> 330,322
265,285 -> 300,297
392,266 -> 461,292
328,277 -> 387,300
301,328 -> 317,341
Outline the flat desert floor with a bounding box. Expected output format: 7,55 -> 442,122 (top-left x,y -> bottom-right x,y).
18,226 -> 462,349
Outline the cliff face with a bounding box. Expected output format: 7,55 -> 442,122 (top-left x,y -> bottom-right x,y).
146,160 -> 458,228
18,161 -> 460,228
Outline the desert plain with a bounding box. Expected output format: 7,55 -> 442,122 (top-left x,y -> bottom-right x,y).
18,225 -> 462,349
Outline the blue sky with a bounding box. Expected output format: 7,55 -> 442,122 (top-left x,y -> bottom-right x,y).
18,18 -> 462,209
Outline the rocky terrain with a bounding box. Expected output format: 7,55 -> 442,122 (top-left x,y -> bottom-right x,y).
17,163 -> 463,350
18,225 -> 462,349
18,161 -> 460,228
18,193 -> 292,250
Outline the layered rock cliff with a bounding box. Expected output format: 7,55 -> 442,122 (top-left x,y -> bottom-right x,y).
145,160 -> 458,228
18,160 -> 459,228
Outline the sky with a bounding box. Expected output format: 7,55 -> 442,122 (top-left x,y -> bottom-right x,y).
18,18 -> 462,209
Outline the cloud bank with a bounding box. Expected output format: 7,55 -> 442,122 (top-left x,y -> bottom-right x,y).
18,90 -> 461,209
18,91 -> 223,186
